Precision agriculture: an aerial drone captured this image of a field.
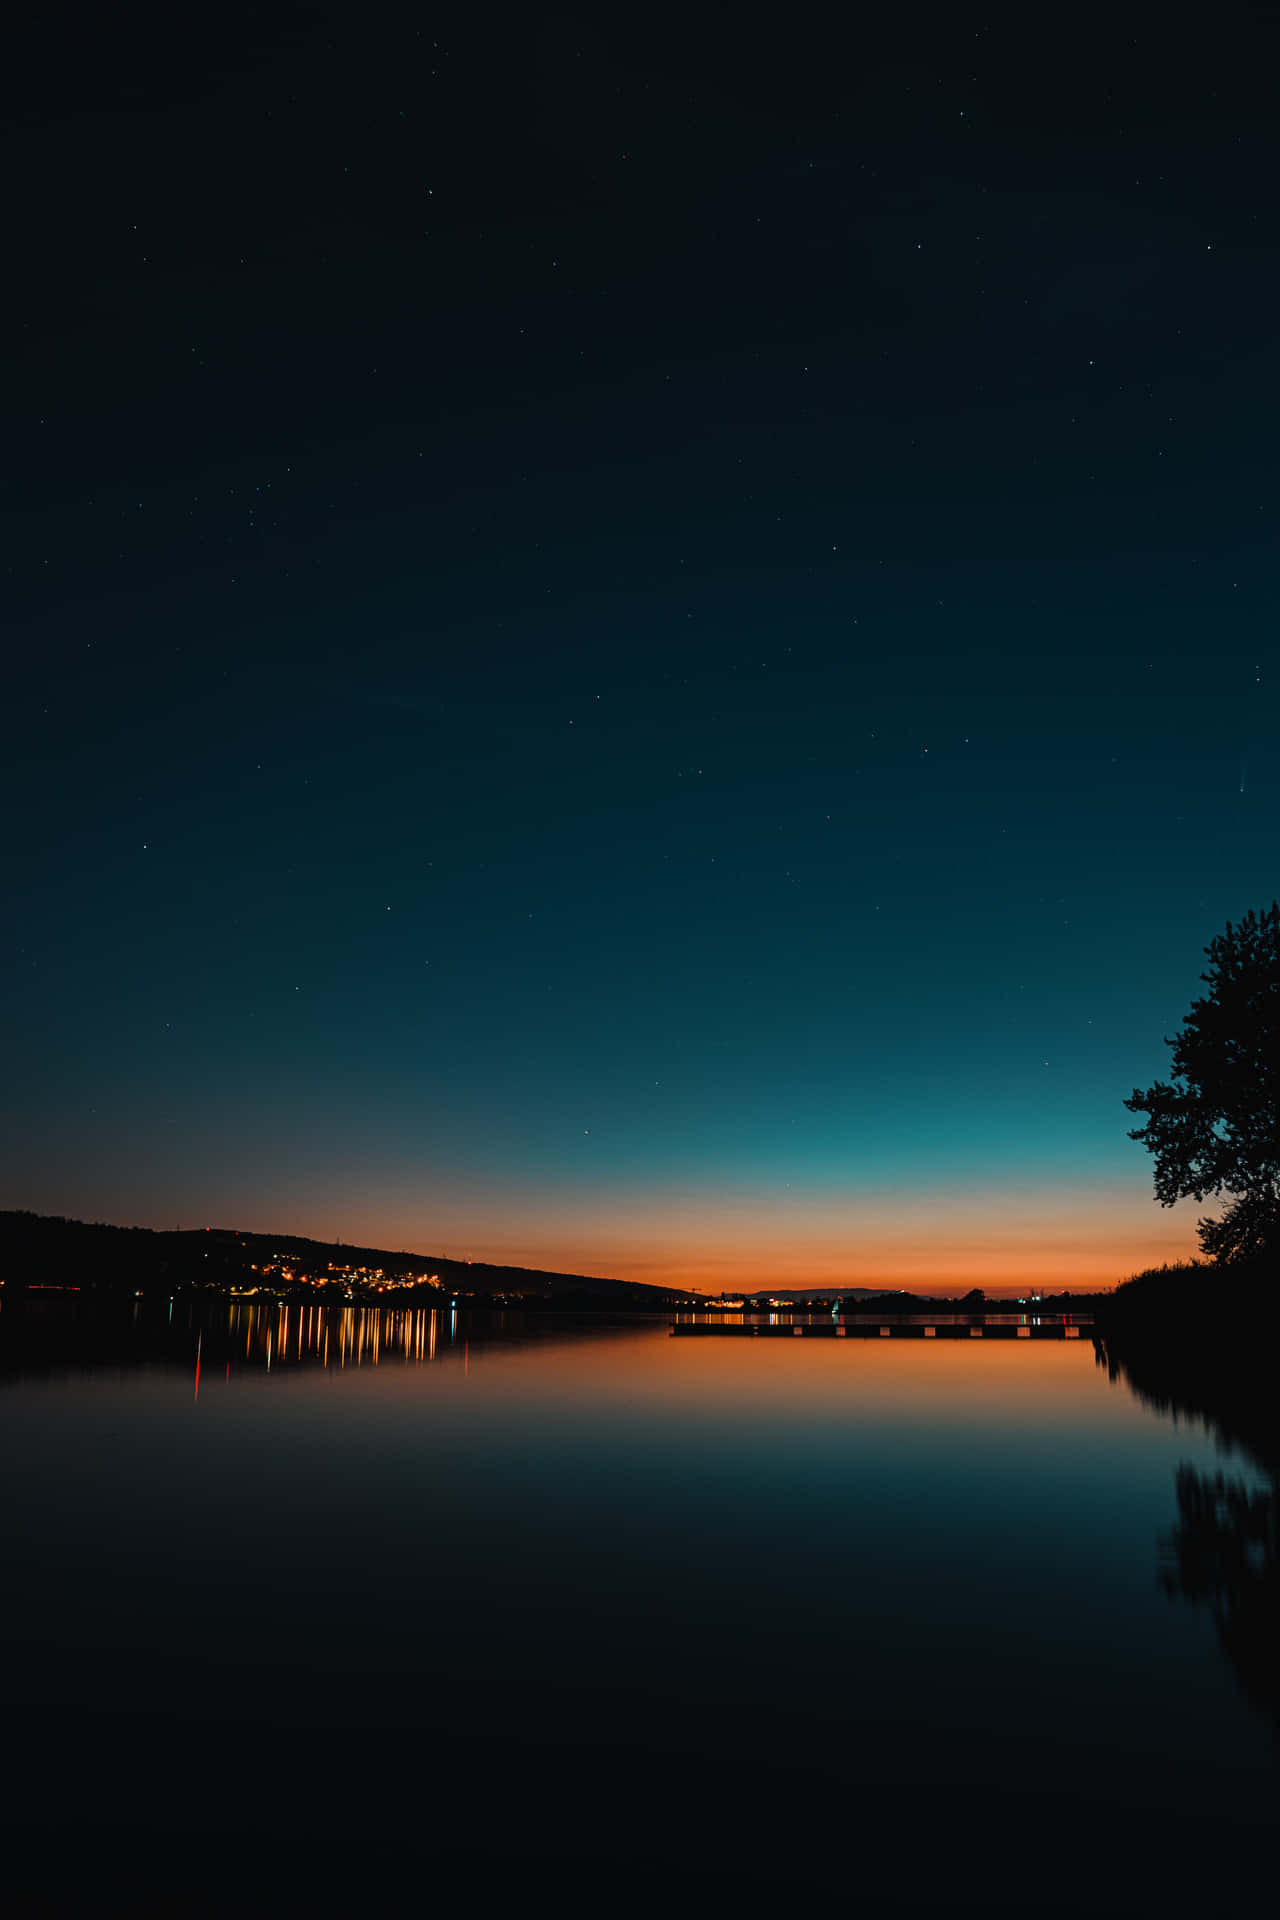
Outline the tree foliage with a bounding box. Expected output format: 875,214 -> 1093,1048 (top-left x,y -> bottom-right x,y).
1125,903 -> 1279,1265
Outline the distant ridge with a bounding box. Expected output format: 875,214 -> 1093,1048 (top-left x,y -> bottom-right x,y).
0,1212 -> 698,1308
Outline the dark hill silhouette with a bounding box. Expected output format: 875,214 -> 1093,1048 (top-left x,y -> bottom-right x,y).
0,1211 -> 697,1309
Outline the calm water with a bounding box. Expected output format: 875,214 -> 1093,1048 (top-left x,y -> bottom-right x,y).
0,1297 -> 1273,1917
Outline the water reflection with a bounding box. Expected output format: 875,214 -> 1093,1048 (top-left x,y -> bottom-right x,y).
1161,1467 -> 1278,1725
1098,1320 -> 1279,1729
0,1290 -> 657,1389
6,1293 -> 445,1380
0,1292 -> 1275,1916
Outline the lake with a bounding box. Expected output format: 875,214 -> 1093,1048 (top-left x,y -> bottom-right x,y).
0,1296 -> 1274,1917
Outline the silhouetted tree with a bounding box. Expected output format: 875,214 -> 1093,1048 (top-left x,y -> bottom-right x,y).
1125,904 -> 1279,1266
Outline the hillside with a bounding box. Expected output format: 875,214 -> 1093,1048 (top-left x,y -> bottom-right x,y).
0,1212 -> 696,1309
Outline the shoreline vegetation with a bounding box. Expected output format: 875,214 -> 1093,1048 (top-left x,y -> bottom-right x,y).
1095,1257 -> 1278,1357
1093,1256 -> 1279,1464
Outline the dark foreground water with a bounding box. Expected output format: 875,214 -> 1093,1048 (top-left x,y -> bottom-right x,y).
0,1297 -> 1274,1917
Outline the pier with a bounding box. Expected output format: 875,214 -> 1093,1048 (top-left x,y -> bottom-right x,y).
671,1319 -> 1090,1340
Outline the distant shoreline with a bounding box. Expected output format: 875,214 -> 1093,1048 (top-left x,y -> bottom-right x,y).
3,1209 -> 1122,1313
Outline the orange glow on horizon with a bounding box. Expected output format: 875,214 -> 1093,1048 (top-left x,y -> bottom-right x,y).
363,1179 -> 1195,1295
495,1226 -> 1192,1296
127,1176 -> 1199,1298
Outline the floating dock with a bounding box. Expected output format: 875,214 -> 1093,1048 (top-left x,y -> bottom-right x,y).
670,1321 -> 1089,1340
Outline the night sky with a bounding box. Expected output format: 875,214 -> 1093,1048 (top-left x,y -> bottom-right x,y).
6,4 -> 1278,1291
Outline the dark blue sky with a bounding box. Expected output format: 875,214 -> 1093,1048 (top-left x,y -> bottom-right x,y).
5,3 -> 1277,1287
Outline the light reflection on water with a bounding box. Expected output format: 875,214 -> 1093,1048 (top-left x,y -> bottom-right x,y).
0,1297 -> 1273,1917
